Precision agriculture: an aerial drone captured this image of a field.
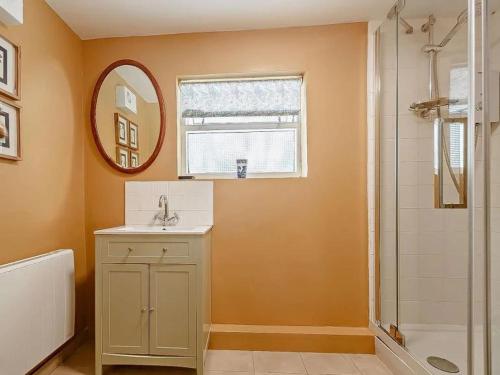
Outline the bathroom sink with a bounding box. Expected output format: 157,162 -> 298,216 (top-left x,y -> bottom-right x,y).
94,225 -> 212,235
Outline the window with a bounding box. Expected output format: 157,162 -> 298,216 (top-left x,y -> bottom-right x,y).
177,76 -> 307,178
449,65 -> 468,116
448,122 -> 465,169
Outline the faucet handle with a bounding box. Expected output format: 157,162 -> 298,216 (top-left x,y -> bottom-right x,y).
167,212 -> 179,226
158,194 -> 167,207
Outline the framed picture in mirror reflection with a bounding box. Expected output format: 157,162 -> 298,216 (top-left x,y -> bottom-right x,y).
114,113 -> 128,146
129,121 -> 139,150
116,146 -> 129,168
130,151 -> 139,168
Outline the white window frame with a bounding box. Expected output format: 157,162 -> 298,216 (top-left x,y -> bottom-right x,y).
176,75 -> 308,179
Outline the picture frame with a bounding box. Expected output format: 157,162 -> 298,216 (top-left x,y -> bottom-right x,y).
0,98 -> 21,160
116,146 -> 129,168
130,151 -> 139,168
114,113 -> 128,146
129,121 -> 139,150
0,33 -> 20,100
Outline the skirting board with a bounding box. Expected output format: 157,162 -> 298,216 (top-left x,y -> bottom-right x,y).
209,324 -> 375,353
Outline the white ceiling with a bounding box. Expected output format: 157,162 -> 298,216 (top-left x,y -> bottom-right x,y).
45,0 -> 395,40
114,66 -> 158,103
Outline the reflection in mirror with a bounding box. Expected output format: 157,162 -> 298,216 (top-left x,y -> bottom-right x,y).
95,65 -> 161,170
434,117 -> 467,208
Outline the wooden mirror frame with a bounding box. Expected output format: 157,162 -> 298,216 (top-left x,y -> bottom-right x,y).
90,59 -> 166,174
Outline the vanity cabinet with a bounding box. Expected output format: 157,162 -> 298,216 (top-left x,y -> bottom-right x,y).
94,230 -> 212,375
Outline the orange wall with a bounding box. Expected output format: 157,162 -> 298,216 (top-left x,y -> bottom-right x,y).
83,23 -> 368,328
0,0 -> 87,330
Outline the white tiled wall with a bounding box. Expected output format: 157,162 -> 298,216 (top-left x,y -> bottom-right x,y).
125,181 -> 213,226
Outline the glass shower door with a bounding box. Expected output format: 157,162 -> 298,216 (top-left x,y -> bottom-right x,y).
376,15 -> 399,337
395,2 -> 470,373
484,0 -> 500,373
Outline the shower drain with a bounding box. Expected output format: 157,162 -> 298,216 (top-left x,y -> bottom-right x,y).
427,356 -> 460,373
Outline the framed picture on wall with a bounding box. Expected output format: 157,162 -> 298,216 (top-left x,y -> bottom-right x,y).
116,146 -> 129,168
114,113 -> 128,146
0,98 -> 21,160
129,121 -> 139,150
130,151 -> 139,168
0,34 -> 20,100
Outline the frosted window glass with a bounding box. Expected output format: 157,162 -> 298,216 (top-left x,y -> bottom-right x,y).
449,66 -> 468,116
186,129 -> 297,174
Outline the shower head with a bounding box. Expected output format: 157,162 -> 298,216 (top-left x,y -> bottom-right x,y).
457,2 -> 481,25
439,3 -> 482,48
457,8 -> 469,25
458,2 -> 482,24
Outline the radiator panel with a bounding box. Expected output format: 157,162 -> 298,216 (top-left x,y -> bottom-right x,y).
0,250 -> 75,375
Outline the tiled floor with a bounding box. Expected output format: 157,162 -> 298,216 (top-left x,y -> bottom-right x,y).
50,341 -> 393,375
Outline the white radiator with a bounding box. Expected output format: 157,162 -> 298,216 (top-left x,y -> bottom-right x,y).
0,250 -> 75,375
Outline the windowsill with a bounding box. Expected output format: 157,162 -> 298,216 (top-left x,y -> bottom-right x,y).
178,172 -> 306,180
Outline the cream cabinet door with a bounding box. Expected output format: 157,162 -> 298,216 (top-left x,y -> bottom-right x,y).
149,265 -> 196,356
102,264 -> 149,355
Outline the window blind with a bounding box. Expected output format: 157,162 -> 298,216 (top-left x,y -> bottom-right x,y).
179,78 -> 302,122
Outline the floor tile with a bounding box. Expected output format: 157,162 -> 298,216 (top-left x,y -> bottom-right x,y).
64,344 -> 94,368
348,355 -> 393,375
50,365 -> 92,375
301,352 -> 359,375
253,352 -> 306,374
206,372 -> 253,375
49,340 -> 392,375
205,350 -> 254,372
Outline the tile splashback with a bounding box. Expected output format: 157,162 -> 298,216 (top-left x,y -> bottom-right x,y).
125,181 -> 213,226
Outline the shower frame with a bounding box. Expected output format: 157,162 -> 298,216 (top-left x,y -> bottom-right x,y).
373,22 -> 405,346
372,0 -> 494,373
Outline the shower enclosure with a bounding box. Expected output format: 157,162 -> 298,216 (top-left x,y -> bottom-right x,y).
371,0 -> 500,373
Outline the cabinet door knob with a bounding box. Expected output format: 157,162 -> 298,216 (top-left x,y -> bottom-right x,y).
128,247 -> 133,252
162,247 -> 168,253
141,307 -> 147,313
149,307 -> 155,312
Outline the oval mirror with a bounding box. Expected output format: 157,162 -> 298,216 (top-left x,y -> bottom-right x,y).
91,60 -> 165,173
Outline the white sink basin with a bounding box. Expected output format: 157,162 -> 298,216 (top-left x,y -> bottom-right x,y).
94,225 -> 212,235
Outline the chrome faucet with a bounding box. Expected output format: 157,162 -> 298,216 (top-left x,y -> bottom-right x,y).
155,195 -> 179,226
